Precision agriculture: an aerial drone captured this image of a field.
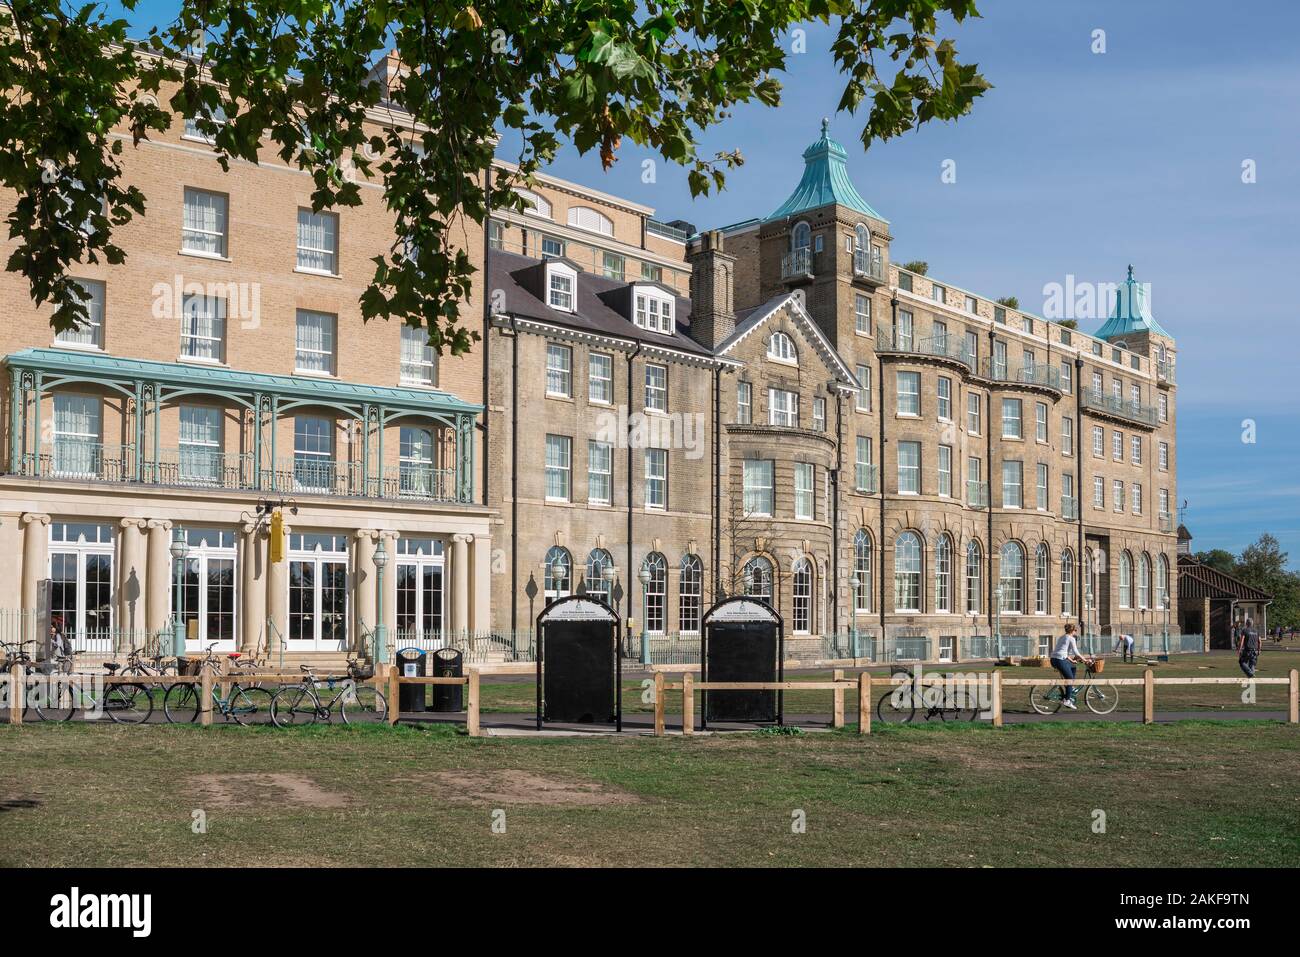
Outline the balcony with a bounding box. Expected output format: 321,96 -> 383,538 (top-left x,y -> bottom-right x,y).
967,480 -> 989,508
854,464 -> 879,494
978,357 -> 1063,392
646,219 -> 689,242
1159,512 -> 1174,532
852,248 -> 885,285
876,327 -> 976,371
781,248 -> 816,283
1062,496 -> 1079,520
1157,358 -> 1176,385
1080,388 -> 1158,428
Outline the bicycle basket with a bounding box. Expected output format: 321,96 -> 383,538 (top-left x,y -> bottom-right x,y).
1090,658 -> 1106,674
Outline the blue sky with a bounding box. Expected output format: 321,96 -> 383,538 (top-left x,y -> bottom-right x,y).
101,2 -> 1300,564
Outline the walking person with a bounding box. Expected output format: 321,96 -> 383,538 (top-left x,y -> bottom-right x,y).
1237,620 -> 1261,678
1051,622 -> 1087,710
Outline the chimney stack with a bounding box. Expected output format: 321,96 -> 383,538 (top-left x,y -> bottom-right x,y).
686,230 -> 736,350
365,50 -> 407,103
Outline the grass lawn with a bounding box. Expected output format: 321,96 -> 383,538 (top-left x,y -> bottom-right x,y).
2,718 -> 1297,867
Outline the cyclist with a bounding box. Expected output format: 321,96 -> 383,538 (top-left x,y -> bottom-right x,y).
1050,622 -> 1088,710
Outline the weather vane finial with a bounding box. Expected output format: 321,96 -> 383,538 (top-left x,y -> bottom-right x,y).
821,116 -> 829,135
1127,263 -> 1134,280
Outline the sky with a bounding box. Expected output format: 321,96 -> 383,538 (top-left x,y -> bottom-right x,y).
98,1 -> 1300,565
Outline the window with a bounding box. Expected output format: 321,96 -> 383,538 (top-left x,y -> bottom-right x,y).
999,542 -> 1025,614
641,262 -> 663,282
1130,383 -> 1141,406
634,290 -> 675,334
182,188 -> 227,256
856,364 -> 872,411
1060,362 -> 1073,394
933,320 -> 948,351
1001,398 -> 1022,438
644,448 -> 667,509
791,221 -> 811,251
1157,555 -> 1170,610
1130,435 -> 1142,465
1132,483 -> 1142,515
1113,479 -> 1125,512
178,406 -> 222,484
516,189 -> 552,218
1062,416 -> 1074,456
855,294 -> 871,334
296,208 -> 338,273
965,540 -> 983,614
897,309 -> 914,350
586,549 -> 614,606
743,556 -> 773,601
1159,393 -> 1168,423
855,437 -> 873,492
853,530 -> 872,613
544,546 -> 571,601
180,293 -> 225,361
1112,379 -> 1122,402
1112,430 -> 1123,461
568,206 -> 613,235
544,435 -> 571,501
937,377 -> 952,420
812,397 -> 826,432
292,415 -> 334,490
1092,425 -> 1104,457
55,279 -> 105,349
1119,552 -> 1132,608
48,522 -> 115,645
967,393 -> 981,434
1138,554 -> 1151,609
487,221 -> 504,250
1035,544 -> 1049,615
588,440 -> 612,505
546,343 -> 572,397
737,381 -> 752,424
548,267 -> 575,311
601,251 -> 625,281
294,310 -> 336,374
400,325 -> 437,385
743,459 -> 775,516
679,555 -> 703,633
398,426 -> 436,497
931,283 -> 946,304
1061,549 -> 1075,616
1036,462 -> 1049,510
964,329 -> 979,363
1035,402 -> 1048,442
967,455 -> 982,502
1160,488 -> 1170,516
897,371 -> 921,416
588,353 -> 613,404
935,535 -> 953,613
1093,475 -> 1105,508
938,445 -> 953,497
645,363 -> 668,412
769,388 -> 799,427
1002,460 -> 1023,508
642,552 -> 667,632
182,106 -> 227,143
1092,371 -> 1103,394
52,394 -> 100,477
894,532 -> 922,612
897,441 -> 920,494
1159,441 -> 1169,471
540,235 -> 565,259
898,271 -> 913,293
768,331 -> 797,363
994,305 -> 1006,324
794,463 -> 814,520
993,339 -> 1008,378
964,294 -> 978,314
792,558 -> 813,633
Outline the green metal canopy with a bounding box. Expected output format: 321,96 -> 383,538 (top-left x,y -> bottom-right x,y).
765,119 -> 887,223
1095,266 -> 1173,340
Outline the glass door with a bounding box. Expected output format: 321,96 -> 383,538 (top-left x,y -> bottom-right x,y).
287,533 -> 349,650
177,529 -> 238,652
395,537 -> 445,647
48,521 -> 114,652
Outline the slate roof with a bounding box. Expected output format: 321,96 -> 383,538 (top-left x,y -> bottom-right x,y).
1177,556 -> 1272,602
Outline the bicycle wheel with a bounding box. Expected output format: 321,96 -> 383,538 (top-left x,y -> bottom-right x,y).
163,682 -> 202,723
228,685 -> 274,726
876,687 -> 915,724
33,676 -> 76,722
1028,685 -> 1063,715
1084,682 -> 1120,715
339,684 -> 388,725
271,687 -> 319,727
105,683 -> 153,724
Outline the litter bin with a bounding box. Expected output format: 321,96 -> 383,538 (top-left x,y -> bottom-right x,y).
431,648 -> 464,712
394,647 -> 426,712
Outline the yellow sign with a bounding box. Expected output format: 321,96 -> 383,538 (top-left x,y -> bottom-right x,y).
269,509 -> 284,563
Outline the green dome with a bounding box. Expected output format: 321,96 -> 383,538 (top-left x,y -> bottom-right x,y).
765,119 -> 886,223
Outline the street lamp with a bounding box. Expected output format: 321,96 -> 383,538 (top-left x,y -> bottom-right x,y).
993,582 -> 1004,660
848,570 -> 861,659
373,537 -> 389,665
637,562 -> 652,666
549,555 -> 568,606
601,563 -> 619,653
169,527 -> 190,658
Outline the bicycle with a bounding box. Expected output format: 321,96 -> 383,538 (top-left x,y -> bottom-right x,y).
1029,657 -> 1119,715
270,657 -> 387,727
876,665 -> 981,724
38,659 -> 154,723
161,644 -> 273,725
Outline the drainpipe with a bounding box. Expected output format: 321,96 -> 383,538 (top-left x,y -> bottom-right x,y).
1075,356 -> 1085,625
831,385 -> 842,639
712,363 -> 721,601
509,315 -> 519,634
481,167 -> 493,504
626,342 -> 642,648
987,330 -> 995,635
880,299 -> 891,643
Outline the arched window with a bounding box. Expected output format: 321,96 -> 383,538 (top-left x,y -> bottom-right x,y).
1061,548 -> 1075,618
1157,554 -> 1170,610
965,540 -> 983,614
792,558 -> 813,633
854,223 -> 870,253
643,552 -> 667,632
791,221 -> 811,251
567,205 -> 613,235
1035,544 -> 1050,615
1119,551 -> 1133,608
1084,548 -> 1096,612
679,554 -> 702,634
515,188 -> 552,219
935,534 -> 953,613
853,529 -> 872,614
1137,553 -> 1151,609
544,546 -> 571,601
742,556 -> 773,602
894,531 -> 922,612
767,331 -> 797,363
585,548 -> 614,606
999,542 -> 1025,614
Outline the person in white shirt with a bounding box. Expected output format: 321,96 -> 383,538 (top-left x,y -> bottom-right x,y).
1050,622 -> 1088,710
1112,632 -> 1135,663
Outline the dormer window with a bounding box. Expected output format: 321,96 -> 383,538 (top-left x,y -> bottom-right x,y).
546,261 -> 577,312
568,205 -> 613,236
767,331 -> 797,364
634,286 -> 674,334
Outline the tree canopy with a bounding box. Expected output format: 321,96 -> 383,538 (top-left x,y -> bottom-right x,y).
1,0 -> 989,353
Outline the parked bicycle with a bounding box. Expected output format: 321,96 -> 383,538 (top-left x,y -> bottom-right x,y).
876,665 -> 981,724
270,657 -> 387,727
161,644 -> 273,725
1029,657 -> 1119,715
38,659 -> 154,723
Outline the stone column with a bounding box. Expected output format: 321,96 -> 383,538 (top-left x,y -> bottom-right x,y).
241,521 -> 268,657
353,529 -> 377,653
20,512 -> 51,613
266,520 -> 291,659
451,533 -> 471,639
470,533 -> 492,635
117,518 -> 148,648
145,519 -> 173,636
378,530 -> 398,648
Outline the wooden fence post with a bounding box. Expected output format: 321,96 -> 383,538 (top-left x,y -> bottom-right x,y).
387,665 -> 400,726
991,670 -> 1003,728
653,671 -> 665,737
9,663 -> 23,726
858,672 -> 871,735
1143,668 -> 1155,724
682,671 -> 694,736
199,669 -> 213,727
832,669 -> 845,729
1289,669 -> 1298,725
467,671 -> 480,737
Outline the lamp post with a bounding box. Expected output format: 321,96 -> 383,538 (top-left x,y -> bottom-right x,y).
601,562 -> 619,654
848,571 -> 861,659
169,527 -> 189,658
373,537 -> 389,665
549,555 -> 568,606
638,562 -> 652,666
993,583 -> 1004,660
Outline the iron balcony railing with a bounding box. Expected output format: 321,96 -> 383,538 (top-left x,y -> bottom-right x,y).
1080,388 -> 1159,427
1159,511 -> 1174,532
854,463 -> 879,494
852,248 -> 885,281
876,327 -> 977,370
646,219 -> 690,242
781,248 -> 815,280
1061,495 -> 1079,520
978,357 -> 1063,391
967,479 -> 989,507
1157,359 -> 1176,383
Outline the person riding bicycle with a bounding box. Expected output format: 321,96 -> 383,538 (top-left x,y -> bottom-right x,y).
1050,622 -> 1090,710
